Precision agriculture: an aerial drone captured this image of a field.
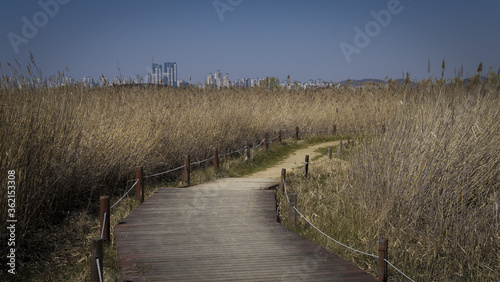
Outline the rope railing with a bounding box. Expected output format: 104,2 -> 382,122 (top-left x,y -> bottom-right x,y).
100,212 -> 107,239
251,138 -> 266,149
219,146 -> 246,158
269,135 -> 280,142
190,156 -> 215,166
292,206 -> 378,259
110,178 -> 140,209
144,165 -> 185,179
282,160 -> 415,282
385,259 -> 415,282
91,125 -> 387,281
96,258 -> 103,282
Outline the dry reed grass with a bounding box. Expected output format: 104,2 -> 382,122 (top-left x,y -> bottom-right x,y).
280,81 -> 499,281
0,77 -> 388,277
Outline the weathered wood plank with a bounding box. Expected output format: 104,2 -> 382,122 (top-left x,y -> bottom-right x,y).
115,178 -> 376,281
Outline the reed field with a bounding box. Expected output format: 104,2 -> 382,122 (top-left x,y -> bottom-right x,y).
0,69 -> 499,280
280,80 -> 499,281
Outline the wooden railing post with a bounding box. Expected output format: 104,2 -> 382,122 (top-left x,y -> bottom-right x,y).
333,124 -> 337,135
278,130 -> 282,144
244,141 -> 250,162
304,155 -> 309,177
295,126 -> 299,140
213,148 -> 219,172
135,166 -> 144,203
184,155 -> 190,186
280,168 -> 286,193
99,196 -> 110,242
338,140 -> 343,154
263,133 -> 268,151
378,238 -> 389,282
90,238 -> 103,282
289,193 -> 297,228
328,147 -> 332,159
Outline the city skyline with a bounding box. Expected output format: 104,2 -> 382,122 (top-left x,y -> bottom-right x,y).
1,1 -> 499,84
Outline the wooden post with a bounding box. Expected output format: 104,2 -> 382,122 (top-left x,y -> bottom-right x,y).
184,155 -> 190,186
278,130 -> 282,144
213,148 -> 219,172
99,196 -> 110,242
333,124 -> 337,135
338,140 -> 343,154
347,136 -> 351,147
280,168 -> 286,193
378,238 -> 389,282
244,141 -> 250,162
263,133 -> 268,151
135,166 -> 144,203
90,238 -> 103,282
382,124 -> 386,134
328,147 -> 332,159
295,126 -> 299,140
304,155 -> 309,177
289,193 -> 297,228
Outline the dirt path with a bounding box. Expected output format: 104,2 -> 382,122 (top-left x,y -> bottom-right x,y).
248,140 -> 340,178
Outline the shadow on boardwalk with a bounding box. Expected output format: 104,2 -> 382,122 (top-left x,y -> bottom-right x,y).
115,178 -> 376,281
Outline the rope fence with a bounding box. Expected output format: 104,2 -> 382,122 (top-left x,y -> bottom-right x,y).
110,179 -> 140,209
96,258 -> 103,282
89,124 -> 389,282
281,156 -> 415,282
100,212 -> 107,239
144,165 -> 185,179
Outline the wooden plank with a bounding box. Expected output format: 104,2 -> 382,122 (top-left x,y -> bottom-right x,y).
115,178 -> 376,281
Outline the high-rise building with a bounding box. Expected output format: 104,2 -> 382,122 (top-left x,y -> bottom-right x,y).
164,62 -> 177,86
206,73 -> 213,86
152,63 -> 162,84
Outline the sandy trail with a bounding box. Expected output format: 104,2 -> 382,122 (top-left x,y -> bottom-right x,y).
248,140 -> 340,178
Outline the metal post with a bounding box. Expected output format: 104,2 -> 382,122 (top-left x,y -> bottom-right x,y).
328,147 -> 332,159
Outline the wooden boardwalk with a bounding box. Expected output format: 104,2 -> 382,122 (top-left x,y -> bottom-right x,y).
115,178 -> 376,281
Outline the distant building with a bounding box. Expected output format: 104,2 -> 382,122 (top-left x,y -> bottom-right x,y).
152,63 -> 162,84
164,62 -> 177,86
206,73 -> 214,86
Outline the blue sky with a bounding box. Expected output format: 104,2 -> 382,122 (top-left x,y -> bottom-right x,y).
1,0 -> 499,83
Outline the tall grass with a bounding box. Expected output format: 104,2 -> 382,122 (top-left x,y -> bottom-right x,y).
280,81 -> 499,281
0,79 -> 388,275
1,67 -> 498,280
